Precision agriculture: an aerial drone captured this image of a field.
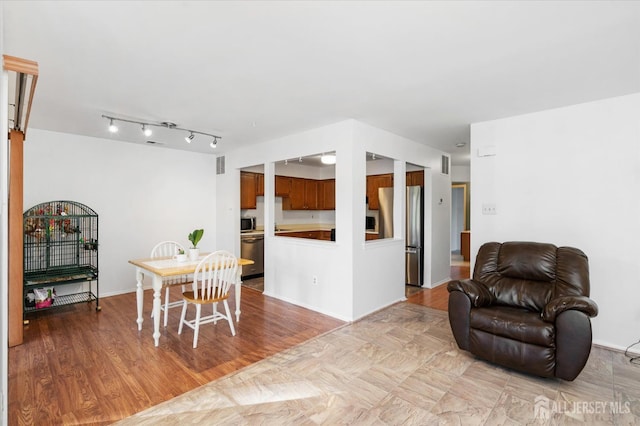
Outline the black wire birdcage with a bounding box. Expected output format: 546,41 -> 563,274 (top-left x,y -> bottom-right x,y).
23,200 -> 99,317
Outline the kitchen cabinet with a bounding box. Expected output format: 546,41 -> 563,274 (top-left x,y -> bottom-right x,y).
317,179 -> 335,210
283,178 -> 317,210
275,175 -> 291,197
241,173 -> 334,210
304,179 -> 318,209
240,171 -> 257,209
256,173 -> 264,196
406,170 -> 424,187
461,231 -> 470,262
278,230 -> 332,241
366,173 -> 393,210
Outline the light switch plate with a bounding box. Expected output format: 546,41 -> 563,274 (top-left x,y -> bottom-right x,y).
482,203 -> 497,215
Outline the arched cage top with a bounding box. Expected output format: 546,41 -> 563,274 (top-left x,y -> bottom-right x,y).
24,200 -> 97,218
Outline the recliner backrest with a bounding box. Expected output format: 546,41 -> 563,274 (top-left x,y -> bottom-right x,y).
473,241 -> 590,312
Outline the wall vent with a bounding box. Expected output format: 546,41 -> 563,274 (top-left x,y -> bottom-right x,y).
441,155 -> 449,175
216,156 -> 225,175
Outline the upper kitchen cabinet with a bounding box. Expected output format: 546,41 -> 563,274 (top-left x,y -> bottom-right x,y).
275,175 -> 291,197
240,171 -> 258,209
366,173 -> 393,210
283,178 -> 318,210
406,170 -> 424,187
318,179 -> 335,210
275,152 -> 336,211
256,173 -> 265,196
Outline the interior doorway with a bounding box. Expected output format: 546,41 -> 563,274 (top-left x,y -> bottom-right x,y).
451,183 -> 468,265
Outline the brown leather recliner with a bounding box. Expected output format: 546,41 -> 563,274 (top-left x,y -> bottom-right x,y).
447,241 -> 598,381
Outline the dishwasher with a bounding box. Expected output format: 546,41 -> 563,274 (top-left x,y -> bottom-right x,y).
240,234 -> 264,278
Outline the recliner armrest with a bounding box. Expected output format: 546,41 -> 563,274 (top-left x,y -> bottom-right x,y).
447,279 -> 494,307
542,296 -> 598,322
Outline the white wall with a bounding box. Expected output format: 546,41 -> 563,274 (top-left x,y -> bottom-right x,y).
356,124 -> 453,316
217,120 -> 356,320
470,93 -> 640,350
217,120 -> 451,321
452,165 -> 470,182
23,129 -> 218,297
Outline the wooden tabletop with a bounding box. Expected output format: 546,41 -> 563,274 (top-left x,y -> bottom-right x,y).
129,255 -> 254,277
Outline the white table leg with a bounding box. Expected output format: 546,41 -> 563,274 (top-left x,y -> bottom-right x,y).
235,267 -> 242,322
152,274 -> 162,347
135,268 -> 144,331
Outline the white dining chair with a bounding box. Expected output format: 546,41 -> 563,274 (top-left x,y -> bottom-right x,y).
178,250 -> 238,348
150,241 -> 190,327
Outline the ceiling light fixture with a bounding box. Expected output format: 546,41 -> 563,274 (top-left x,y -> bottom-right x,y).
108,118 -> 118,133
321,153 -> 336,165
102,114 -> 222,147
455,142 -> 466,148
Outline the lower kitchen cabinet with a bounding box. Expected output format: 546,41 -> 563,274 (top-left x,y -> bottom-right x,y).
277,230 -> 332,241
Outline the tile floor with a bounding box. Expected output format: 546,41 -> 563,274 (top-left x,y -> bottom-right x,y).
115,303 -> 640,425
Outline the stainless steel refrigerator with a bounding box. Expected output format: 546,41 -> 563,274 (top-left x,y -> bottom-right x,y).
378,186 -> 423,286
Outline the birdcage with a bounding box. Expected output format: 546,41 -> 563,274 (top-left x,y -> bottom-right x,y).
23,200 -> 100,318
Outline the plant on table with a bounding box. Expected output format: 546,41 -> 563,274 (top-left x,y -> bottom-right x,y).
188,229 -> 204,248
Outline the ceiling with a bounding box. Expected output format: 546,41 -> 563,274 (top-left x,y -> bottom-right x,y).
4,1 -> 639,165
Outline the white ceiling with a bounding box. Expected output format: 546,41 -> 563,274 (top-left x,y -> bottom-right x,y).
4,1 -> 639,165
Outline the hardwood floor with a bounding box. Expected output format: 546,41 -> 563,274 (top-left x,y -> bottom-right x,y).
406,262 -> 470,311
8,287 -> 344,425
8,262 -> 469,425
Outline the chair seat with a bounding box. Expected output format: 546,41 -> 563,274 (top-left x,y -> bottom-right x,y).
182,291 -> 228,304
470,306 -> 555,347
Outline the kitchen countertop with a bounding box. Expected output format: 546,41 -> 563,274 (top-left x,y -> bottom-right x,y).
241,224 -> 335,236
242,228 -> 378,236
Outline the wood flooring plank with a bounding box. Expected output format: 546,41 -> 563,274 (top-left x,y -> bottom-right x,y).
9,285 -> 344,425
8,259 -> 466,426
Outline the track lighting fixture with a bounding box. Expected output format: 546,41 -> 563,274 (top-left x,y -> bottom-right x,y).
108,118 -> 118,133
102,114 -> 222,147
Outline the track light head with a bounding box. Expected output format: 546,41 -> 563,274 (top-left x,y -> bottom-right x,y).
108,119 -> 118,133
102,115 -> 221,147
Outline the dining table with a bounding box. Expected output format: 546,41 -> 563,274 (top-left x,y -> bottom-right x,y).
128,253 -> 254,347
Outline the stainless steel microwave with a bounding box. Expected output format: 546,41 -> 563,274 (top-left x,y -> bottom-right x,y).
240,216 -> 256,231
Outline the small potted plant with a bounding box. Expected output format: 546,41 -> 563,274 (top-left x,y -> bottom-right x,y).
174,248 -> 187,263
188,229 -> 204,261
